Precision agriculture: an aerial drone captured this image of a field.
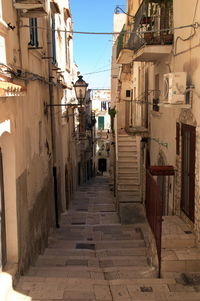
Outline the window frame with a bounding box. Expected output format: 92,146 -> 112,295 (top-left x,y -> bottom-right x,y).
29,18 -> 39,48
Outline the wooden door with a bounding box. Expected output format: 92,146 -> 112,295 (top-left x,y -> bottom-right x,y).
181,124 -> 196,222
0,148 -> 7,268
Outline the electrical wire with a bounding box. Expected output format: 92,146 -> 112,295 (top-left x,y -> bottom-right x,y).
0,62 -> 66,88
174,0 -> 199,56
83,67 -> 120,76
20,22 -> 200,35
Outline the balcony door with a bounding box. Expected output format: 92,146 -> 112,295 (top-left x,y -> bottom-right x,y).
181,124 -> 196,222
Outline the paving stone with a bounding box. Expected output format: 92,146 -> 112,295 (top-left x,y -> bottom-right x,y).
93,285 -> 112,300
17,176 -> 200,301
110,284 -> 131,300
63,290 -> 95,299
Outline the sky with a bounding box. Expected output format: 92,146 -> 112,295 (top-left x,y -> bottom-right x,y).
70,0 -> 127,90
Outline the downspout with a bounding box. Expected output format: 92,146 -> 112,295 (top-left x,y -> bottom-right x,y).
46,7 -> 59,228
16,12 -> 23,69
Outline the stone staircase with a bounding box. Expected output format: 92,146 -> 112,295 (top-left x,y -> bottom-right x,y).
116,132 -> 143,223
161,216 -> 200,277
14,177 -> 200,300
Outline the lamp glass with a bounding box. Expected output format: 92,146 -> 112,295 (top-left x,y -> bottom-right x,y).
74,75 -> 88,104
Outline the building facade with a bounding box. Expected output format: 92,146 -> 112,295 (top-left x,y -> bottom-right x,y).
0,0 -> 92,297
112,0 -> 200,271
92,89 -> 111,175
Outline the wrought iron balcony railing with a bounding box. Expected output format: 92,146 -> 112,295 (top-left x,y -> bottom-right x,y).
127,0 -> 173,52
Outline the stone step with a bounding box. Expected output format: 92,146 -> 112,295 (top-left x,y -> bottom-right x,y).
162,258 -> 200,273
117,163 -> 139,170
104,266 -> 156,280
118,146 -> 137,151
118,135 -> 136,141
118,141 -> 137,146
161,247 -> 200,273
35,255 -> 148,268
118,185 -> 140,191
109,288 -> 200,300
118,151 -> 138,156
18,276 -> 178,290
109,277 -> 176,285
118,190 -> 140,196
118,162 -> 138,168
118,176 -> 139,180
119,197 -> 141,203
118,158 -> 138,163
118,181 -> 139,186
27,265 -> 153,279
118,168 -> 138,177
162,236 -> 196,249
48,239 -> 145,250
44,247 -> 147,257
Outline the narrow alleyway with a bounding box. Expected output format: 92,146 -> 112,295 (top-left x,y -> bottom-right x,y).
16,176 -> 200,300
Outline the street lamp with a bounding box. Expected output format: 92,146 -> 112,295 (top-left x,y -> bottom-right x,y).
73,75 -> 88,105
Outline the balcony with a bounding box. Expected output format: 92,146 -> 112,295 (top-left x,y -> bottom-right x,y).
14,0 -> 47,18
116,28 -> 133,64
118,0 -> 173,62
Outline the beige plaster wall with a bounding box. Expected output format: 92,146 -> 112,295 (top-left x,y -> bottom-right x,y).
148,0 -> 200,242
0,0 -> 76,274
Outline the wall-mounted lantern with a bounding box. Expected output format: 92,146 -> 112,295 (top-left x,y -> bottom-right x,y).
73,75 -> 88,106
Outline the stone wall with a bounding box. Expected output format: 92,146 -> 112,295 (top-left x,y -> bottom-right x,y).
16,168 -> 54,274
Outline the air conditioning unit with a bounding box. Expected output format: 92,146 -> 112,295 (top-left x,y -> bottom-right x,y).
163,72 -> 186,104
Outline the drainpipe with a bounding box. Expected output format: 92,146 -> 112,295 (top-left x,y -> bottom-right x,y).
47,7 -> 59,228
16,12 -> 23,69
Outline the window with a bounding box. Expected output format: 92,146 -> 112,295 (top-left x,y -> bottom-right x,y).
153,98 -> 159,112
51,15 -> 56,64
101,101 -> 107,111
153,74 -> 160,112
126,90 -> 131,97
29,18 -> 38,47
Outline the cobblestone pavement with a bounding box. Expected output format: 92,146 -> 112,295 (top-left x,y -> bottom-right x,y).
15,176 -> 200,300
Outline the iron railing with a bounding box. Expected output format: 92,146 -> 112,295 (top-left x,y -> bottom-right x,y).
146,170 -> 163,277
128,0 -> 173,52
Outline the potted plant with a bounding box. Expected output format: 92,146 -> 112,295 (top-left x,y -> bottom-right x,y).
143,23 -> 154,43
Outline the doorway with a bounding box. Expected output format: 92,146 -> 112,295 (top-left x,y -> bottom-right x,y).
181,123 -> 196,222
98,158 -> 107,172
0,148 -> 7,269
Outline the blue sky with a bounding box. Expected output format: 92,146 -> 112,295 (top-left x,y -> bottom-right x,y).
70,0 -> 127,89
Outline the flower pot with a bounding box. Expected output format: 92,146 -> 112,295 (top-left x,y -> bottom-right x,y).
143,32 -> 154,43
162,33 -> 173,44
